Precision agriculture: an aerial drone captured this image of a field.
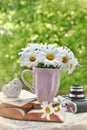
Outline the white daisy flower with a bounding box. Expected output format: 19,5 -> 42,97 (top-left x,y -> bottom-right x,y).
57,46 -> 70,53
57,47 -> 75,70
41,101 -> 53,120
53,104 -> 66,121
53,105 -> 61,114
46,44 -> 55,49
29,43 -> 45,51
39,45 -> 61,68
57,46 -> 74,58
67,58 -> 79,74
19,50 -> 39,67
18,47 -> 30,56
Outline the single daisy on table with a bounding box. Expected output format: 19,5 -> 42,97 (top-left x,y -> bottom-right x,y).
41,101 -> 53,120
53,105 -> 61,114
53,103 -> 65,114
53,104 -> 66,121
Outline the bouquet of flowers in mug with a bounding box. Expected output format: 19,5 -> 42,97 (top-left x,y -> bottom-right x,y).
19,43 -> 79,74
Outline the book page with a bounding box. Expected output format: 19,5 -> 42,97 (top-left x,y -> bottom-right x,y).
0,90 -> 37,106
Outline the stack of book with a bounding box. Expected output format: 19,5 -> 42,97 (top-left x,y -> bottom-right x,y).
0,90 -> 64,122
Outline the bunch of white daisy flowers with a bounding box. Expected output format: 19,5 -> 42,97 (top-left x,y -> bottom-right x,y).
19,43 -> 79,74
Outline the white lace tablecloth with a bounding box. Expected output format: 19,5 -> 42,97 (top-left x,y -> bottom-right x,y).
0,112 -> 87,130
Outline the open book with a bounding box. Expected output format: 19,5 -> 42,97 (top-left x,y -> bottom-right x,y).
0,90 -> 64,122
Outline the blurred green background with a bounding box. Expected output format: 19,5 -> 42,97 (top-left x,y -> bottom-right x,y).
0,0 -> 87,94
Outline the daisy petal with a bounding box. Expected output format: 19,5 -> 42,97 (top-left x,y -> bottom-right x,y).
46,114 -> 50,120
41,113 -> 46,119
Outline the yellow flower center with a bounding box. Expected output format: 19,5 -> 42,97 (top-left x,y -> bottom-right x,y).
54,107 -> 60,112
70,64 -> 73,69
62,56 -> 68,63
46,53 -> 55,60
52,103 -> 60,107
29,56 -> 36,62
45,107 -> 50,113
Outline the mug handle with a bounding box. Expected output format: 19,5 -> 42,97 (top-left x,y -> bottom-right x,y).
21,69 -> 34,93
